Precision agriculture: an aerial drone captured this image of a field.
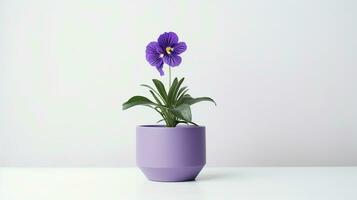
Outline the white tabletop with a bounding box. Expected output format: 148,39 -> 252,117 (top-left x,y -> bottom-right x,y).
0,167 -> 356,200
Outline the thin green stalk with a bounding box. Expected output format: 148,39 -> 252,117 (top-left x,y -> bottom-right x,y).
169,67 -> 172,89
167,67 -> 176,127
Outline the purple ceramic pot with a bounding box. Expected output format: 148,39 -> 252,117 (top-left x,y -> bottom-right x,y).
136,125 -> 206,182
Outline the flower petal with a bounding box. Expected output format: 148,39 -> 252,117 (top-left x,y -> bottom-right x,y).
146,53 -> 164,68
173,42 -> 187,54
146,42 -> 164,67
158,32 -> 179,48
156,65 -> 164,76
146,42 -> 163,56
163,54 -> 182,67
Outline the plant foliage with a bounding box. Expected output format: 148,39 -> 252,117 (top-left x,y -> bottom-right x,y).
122,77 -> 216,127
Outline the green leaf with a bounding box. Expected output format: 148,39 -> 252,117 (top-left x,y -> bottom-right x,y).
167,78 -> 178,105
152,79 -> 168,103
176,87 -> 189,105
179,95 -> 216,106
176,120 -> 189,125
176,86 -> 187,99
140,84 -> 158,95
187,97 -> 217,106
149,90 -> 163,106
156,119 -> 165,124
186,121 -> 199,126
177,94 -> 192,106
171,104 -> 192,122
122,96 -> 156,110
167,77 -> 184,106
172,78 -> 185,104
141,84 -> 166,104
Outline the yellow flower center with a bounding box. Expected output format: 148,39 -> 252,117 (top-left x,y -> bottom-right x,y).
166,46 -> 174,54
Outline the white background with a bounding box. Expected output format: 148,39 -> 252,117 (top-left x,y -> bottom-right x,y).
0,0 -> 356,167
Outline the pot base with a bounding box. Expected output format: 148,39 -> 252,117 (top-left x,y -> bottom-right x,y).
139,166 -> 204,182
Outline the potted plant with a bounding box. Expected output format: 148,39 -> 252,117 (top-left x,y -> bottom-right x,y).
123,32 -> 216,182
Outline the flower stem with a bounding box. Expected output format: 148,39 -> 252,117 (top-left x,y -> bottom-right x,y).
169,67 -> 172,88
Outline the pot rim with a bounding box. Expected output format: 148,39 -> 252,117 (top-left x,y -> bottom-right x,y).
137,125 -> 205,129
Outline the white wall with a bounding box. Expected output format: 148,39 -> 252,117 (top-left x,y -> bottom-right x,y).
1,0 -> 356,167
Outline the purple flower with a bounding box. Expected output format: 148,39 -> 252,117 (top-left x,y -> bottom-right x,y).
145,32 -> 187,76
